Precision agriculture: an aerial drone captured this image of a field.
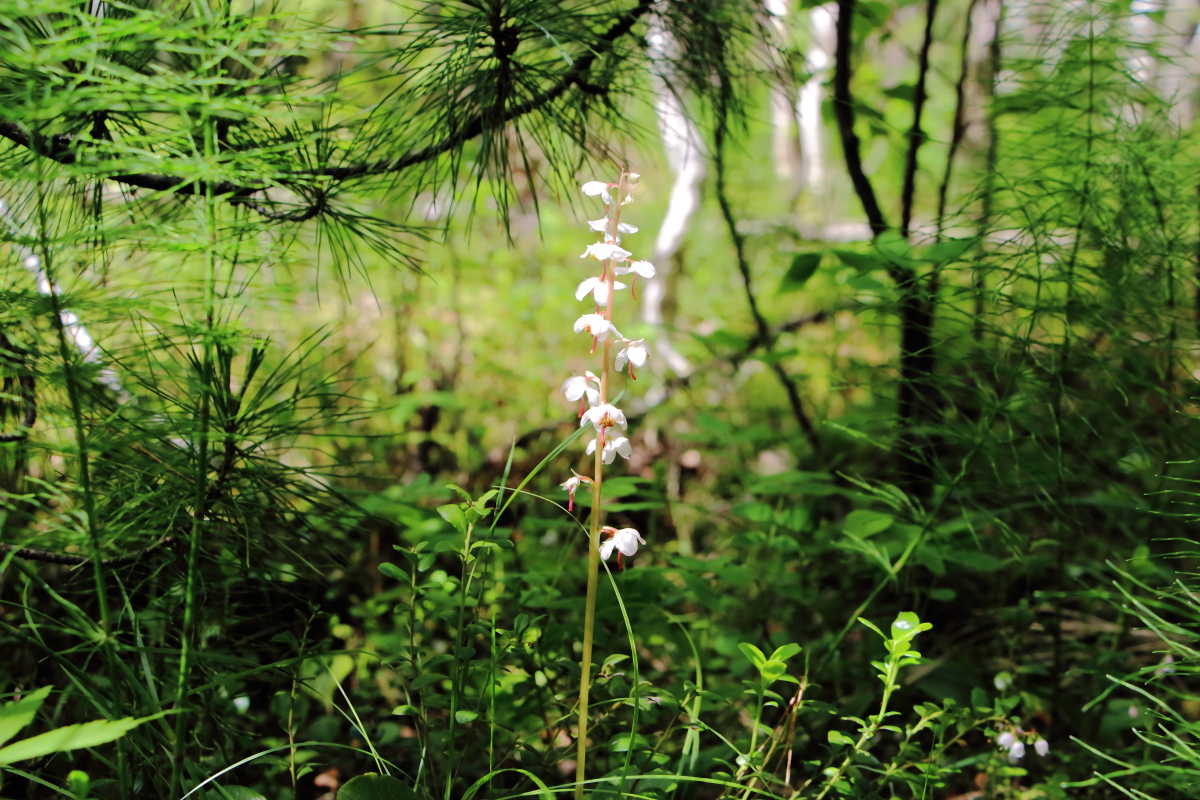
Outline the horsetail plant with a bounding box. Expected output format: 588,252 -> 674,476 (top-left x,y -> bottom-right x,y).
565,169 -> 652,800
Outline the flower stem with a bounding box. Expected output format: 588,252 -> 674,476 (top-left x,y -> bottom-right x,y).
575,168 -> 628,800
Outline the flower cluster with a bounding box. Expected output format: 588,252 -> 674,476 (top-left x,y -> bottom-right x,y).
559,173 -> 653,565
996,729 -> 1049,763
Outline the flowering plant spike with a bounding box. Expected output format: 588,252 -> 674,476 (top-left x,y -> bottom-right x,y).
564,170 -> 653,800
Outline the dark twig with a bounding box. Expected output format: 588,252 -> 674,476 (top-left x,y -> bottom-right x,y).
0,536 -> 177,565
935,0 -> 977,235
900,0 -> 940,238
976,0 -> 1003,339
713,49 -> 821,455
0,2 -> 653,220
833,0 -> 889,237
834,0 -> 939,500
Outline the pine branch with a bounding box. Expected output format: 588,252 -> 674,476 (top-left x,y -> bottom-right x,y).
0,2 -> 653,218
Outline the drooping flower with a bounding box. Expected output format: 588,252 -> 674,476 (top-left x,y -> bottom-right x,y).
581,403 -> 627,437
561,371 -> 600,416
575,276 -> 627,306
580,242 -> 631,263
581,181 -> 614,204
1007,741 -> 1025,762
586,434 -> 631,464
588,218 -> 638,241
996,732 -> 1015,750
614,338 -> 650,380
560,470 -> 593,512
1034,738 -> 1049,757
599,525 -> 645,566
574,314 -> 622,353
614,259 -> 655,298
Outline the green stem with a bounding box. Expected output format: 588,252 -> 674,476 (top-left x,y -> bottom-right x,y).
33,172 -> 130,800
170,106 -> 218,798
812,659 -> 902,800
575,168 -> 630,800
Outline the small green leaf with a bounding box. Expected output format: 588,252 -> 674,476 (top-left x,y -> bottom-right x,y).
454,710 -> 479,724
408,673 -> 448,692
738,643 -> 767,669
0,717 -> 149,764
610,732 -> 652,752
216,788 -> 267,800
338,774 -> 418,800
760,659 -> 788,684
922,238 -> 975,263
882,83 -> 915,102
858,617 -> 886,640
843,509 -> 894,537
827,730 -> 856,747
891,612 -> 930,642
778,252 -> 822,293
831,248 -> 883,271
378,562 -> 407,582
0,686 -> 52,748
769,643 -> 802,663
391,705 -> 420,716
438,504 -> 468,534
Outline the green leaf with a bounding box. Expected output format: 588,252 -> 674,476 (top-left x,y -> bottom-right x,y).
843,509 -> 894,538
858,617 -> 886,640
216,788 -> 267,800
874,230 -> 913,264
409,673 -> 449,692
922,238 -> 975,263
778,253 -> 822,293
609,732 -> 652,752
827,730 -> 856,747
760,659 -> 788,684
438,504 -> 468,534
0,717 -> 149,764
378,562 -> 407,582
455,710 -> 479,724
0,686 -> 52,748
882,83 -> 915,102
831,248 -> 883,271
338,774 -> 418,800
737,643 -> 767,669
890,612 -> 930,642
769,643 -> 802,663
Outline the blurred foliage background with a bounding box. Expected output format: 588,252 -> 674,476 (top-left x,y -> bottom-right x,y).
2,0 -> 1200,798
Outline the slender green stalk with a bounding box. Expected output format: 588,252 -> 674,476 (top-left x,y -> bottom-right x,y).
575,168 -> 630,800
33,169 -> 130,800
170,103 -> 219,798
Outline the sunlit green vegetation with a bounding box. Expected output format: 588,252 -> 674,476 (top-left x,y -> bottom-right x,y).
2,0 -> 1200,798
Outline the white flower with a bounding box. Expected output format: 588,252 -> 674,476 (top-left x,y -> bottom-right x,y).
581,181 -> 613,204
1007,740 -> 1025,762
996,732 -> 1015,750
574,314 -> 622,353
588,218 -> 638,241
613,259 -> 655,298
1034,738 -> 1049,757
614,338 -> 650,379
599,526 -> 645,564
586,434 -> 632,464
575,276 -> 627,306
560,470 -> 593,512
581,403 -> 627,435
561,371 -> 600,416
580,242 -> 631,263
